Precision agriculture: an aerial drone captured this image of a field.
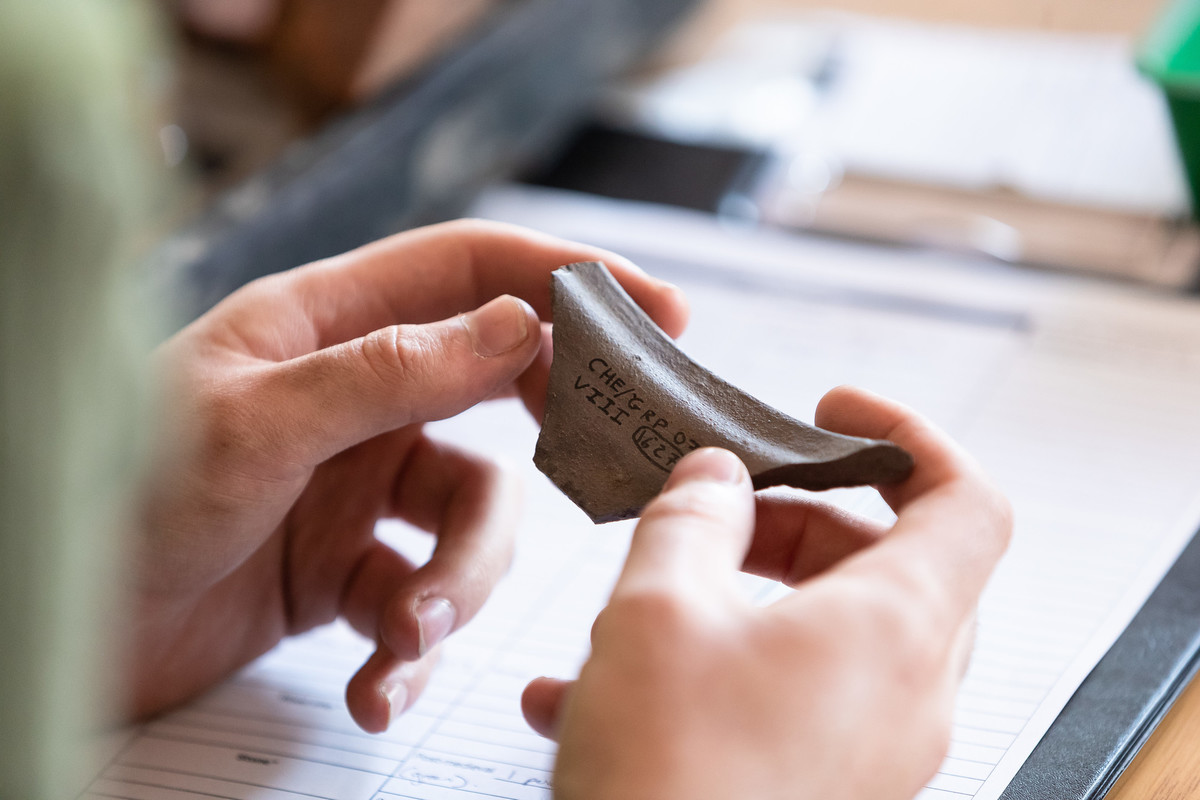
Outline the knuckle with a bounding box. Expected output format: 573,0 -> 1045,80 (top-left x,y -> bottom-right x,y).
438,217 -> 513,250
613,589 -> 692,630
466,525 -> 518,589
839,576 -> 945,686
481,513 -> 518,578
959,473 -> 1015,558
195,380 -> 257,460
359,325 -> 437,389
446,217 -> 501,236
186,373 -> 297,482
591,588 -> 699,651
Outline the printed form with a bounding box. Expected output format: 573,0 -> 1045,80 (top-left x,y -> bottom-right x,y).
84,186 -> 1200,800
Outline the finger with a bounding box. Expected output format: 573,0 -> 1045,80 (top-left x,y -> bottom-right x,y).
264,294 -> 540,464
339,540 -> 420,641
288,219 -> 690,349
815,386 -> 1012,632
345,642 -> 439,734
613,448 -> 755,602
179,0 -> 279,41
521,677 -> 572,741
374,435 -> 520,662
741,490 -> 890,585
515,322 -> 555,421
442,319 -> 552,419
815,385 -> 975,511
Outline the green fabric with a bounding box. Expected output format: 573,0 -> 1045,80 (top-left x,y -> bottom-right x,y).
0,1 -> 162,795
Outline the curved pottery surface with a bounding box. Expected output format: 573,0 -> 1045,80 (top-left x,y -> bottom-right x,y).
534,261 -> 914,523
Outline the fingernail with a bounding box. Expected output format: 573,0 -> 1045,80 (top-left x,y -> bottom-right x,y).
669,448 -> 745,487
381,679 -> 408,724
461,295 -> 531,358
415,597 -> 456,657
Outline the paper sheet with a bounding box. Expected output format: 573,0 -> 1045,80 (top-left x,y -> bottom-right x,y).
611,15 -> 1188,216
84,186 -> 1200,799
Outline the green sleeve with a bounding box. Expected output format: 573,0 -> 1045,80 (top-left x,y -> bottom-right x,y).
0,1 -> 164,795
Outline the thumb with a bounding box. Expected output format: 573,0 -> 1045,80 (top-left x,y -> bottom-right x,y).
267,295 -> 540,463
613,448 -> 755,603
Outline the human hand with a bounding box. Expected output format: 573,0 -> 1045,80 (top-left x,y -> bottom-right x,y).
522,386 -> 1012,800
129,220 -> 688,733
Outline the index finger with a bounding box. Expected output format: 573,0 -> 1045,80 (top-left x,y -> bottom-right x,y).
289,219 -> 690,349
815,386 -> 1012,624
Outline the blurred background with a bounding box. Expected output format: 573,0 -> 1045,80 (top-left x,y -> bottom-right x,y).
154,0 -> 1195,321
169,0 -> 1163,191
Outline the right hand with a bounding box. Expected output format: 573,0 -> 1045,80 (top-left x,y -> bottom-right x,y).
524,386 -> 1012,800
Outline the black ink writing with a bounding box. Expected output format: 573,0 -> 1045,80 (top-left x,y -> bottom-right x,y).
576,355 -> 702,455
633,426 -> 683,472
279,692 -> 333,710
236,753 -> 277,766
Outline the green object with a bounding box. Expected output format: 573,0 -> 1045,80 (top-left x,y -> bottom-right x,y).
0,1 -> 163,796
1139,0 -> 1200,217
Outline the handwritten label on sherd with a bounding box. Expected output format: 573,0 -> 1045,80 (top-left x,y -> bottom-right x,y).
572,355 -> 701,471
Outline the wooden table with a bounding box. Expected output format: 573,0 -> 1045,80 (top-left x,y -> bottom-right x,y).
1108,673 -> 1200,799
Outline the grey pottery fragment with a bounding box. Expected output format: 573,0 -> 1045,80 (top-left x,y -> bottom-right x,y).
534,261 -> 915,523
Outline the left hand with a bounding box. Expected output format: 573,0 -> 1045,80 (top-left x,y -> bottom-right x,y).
128,219 -> 688,732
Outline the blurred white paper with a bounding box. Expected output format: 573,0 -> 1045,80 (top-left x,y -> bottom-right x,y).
611,14 -> 1189,217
